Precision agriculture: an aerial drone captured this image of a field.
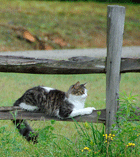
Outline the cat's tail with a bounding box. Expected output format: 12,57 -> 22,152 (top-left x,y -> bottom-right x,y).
12,119 -> 38,144
12,96 -> 38,143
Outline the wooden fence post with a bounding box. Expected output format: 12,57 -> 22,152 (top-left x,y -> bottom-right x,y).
106,5 -> 125,134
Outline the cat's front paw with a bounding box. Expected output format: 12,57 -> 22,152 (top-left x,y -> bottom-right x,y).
83,107 -> 96,115
86,107 -> 96,111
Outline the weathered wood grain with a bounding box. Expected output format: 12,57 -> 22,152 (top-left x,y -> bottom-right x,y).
0,106 -> 139,123
106,5 -> 125,134
0,106 -> 106,124
121,58 -> 140,73
0,55 -> 140,74
0,55 -> 105,74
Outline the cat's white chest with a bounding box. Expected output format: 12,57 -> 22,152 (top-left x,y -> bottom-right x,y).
68,91 -> 87,110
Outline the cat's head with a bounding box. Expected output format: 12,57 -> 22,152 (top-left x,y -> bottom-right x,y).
66,81 -> 87,99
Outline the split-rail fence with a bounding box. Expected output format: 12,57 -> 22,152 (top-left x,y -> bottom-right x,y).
0,5 -> 140,134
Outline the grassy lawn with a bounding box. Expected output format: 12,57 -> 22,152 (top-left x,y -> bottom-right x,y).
0,1 -> 140,51
0,72 -> 140,156
0,72 -> 140,108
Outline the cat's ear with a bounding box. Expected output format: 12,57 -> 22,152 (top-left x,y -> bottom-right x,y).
83,82 -> 87,87
74,81 -> 80,89
75,81 -> 80,86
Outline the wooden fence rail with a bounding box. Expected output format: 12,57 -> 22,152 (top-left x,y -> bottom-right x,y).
0,55 -> 140,74
0,106 -> 139,123
0,107 -> 106,123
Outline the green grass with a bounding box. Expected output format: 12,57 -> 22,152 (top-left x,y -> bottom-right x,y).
0,72 -> 140,108
0,72 -> 140,156
0,1 -> 140,51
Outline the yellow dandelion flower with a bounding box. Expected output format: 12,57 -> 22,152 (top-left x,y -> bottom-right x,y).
103,133 -> 115,143
82,147 -> 91,152
127,143 -> 135,147
84,147 -> 89,150
105,134 -> 108,139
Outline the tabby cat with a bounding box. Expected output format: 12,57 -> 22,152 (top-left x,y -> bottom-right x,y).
12,81 -> 96,143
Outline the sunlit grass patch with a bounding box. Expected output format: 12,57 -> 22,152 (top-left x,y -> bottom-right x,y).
0,1 -> 140,51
